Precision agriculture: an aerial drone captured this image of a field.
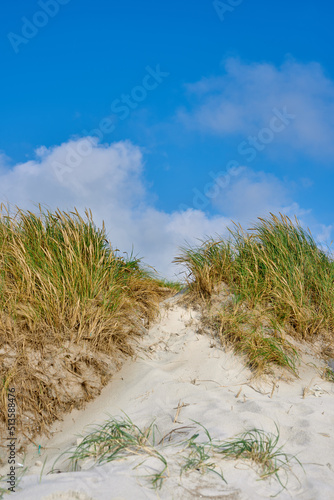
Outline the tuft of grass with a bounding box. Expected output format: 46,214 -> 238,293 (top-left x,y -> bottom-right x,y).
62,414 -> 168,489
0,474 -> 5,499
0,464 -> 27,498
322,366 -> 334,383
180,421 -> 225,482
212,303 -> 299,375
153,278 -> 185,293
175,213 -> 334,374
0,205 -> 169,451
174,237 -> 233,298
50,415 -> 301,496
216,425 -> 302,493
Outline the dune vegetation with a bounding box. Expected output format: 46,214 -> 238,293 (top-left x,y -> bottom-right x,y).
0,205 -> 173,453
59,414 -> 300,493
175,213 -> 334,375
1,208 -> 333,461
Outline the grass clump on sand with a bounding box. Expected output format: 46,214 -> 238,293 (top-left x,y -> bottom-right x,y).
322,366 -> 334,382
175,213 -> 334,375
216,424 -> 302,493
180,421 -> 225,481
0,205 -> 172,453
0,466 -> 27,499
53,415 -> 300,495
64,414 -> 168,489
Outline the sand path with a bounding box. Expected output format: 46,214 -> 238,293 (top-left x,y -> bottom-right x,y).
6,293 -> 334,499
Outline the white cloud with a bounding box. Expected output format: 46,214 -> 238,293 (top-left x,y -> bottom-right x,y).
214,170 -> 285,217
0,139 -> 232,279
179,58 -> 334,162
0,139 -> 331,278
211,168 -> 303,223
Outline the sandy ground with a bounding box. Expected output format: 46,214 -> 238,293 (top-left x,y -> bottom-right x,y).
3,293 -> 334,499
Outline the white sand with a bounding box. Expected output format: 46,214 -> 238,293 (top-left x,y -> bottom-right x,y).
5,294 -> 334,499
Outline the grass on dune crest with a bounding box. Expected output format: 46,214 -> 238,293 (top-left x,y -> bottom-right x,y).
211,302 -> 299,374
174,213 -> 334,374
0,205 -> 173,449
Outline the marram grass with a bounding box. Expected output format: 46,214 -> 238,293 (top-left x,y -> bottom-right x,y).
175,213 -> 334,374
0,205 -> 173,449
53,415 -> 301,495
216,424 -> 303,493
63,413 -> 168,489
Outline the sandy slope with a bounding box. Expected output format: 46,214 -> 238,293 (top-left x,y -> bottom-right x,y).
4,293 -> 334,499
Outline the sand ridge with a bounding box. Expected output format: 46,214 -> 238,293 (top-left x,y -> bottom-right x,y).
6,293 -> 334,499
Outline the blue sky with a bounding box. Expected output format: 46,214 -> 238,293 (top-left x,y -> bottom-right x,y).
1,0 -> 334,277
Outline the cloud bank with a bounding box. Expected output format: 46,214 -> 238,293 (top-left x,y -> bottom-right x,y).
179,58 -> 334,162
3,58 -> 334,276
0,139 -> 232,278
0,139 -> 331,278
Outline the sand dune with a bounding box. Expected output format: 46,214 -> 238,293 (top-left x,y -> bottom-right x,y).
6,293 -> 334,499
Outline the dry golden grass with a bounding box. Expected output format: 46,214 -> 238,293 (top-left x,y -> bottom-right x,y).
175,213 -> 334,375
0,205 -> 173,454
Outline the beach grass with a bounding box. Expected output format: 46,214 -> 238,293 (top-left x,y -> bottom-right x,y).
209,302 -> 299,374
0,205 -> 172,450
175,213 -> 334,374
0,473 -> 5,499
56,415 -> 299,494
0,464 -> 27,499
180,421 -> 226,481
60,414 -> 168,489
216,424 -> 302,493
322,366 -> 334,382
